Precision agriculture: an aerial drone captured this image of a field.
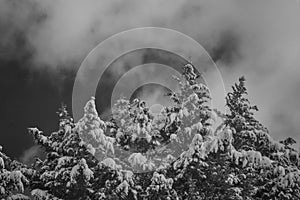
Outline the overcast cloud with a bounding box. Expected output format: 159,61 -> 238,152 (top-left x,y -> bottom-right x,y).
0,0 -> 299,160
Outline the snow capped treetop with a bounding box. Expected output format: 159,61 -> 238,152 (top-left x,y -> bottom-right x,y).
83,96 -> 98,117
75,97 -> 115,159
101,157 -> 120,170
70,158 -> 94,184
77,97 -> 107,132
1,63 -> 300,199
128,153 -> 147,169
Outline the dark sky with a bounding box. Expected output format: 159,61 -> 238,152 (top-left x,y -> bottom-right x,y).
0,0 -> 299,162
0,19 -> 76,158
0,56 -> 74,159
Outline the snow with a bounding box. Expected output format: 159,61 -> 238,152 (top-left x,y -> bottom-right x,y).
274,166 -> 286,176
31,189 -> 61,200
261,156 -> 273,168
128,153 -> 147,168
9,170 -> 28,193
0,157 -> 4,169
184,127 -> 192,136
70,162 -> 81,182
70,158 -> 93,183
226,174 -> 240,185
105,140 -> 114,155
122,170 -> 134,183
170,134 -> 179,142
0,186 -> 5,195
39,135 -> 48,144
230,147 -> 274,169
220,128 -> 233,143
83,168 -> 93,182
116,180 -> 129,195
192,122 -> 203,131
64,124 -> 72,134
182,107 -> 189,117
3,71 -> 300,199
86,144 -> 96,156
7,194 -> 30,200
101,158 -> 117,170
56,156 -> 73,169
40,171 -> 55,181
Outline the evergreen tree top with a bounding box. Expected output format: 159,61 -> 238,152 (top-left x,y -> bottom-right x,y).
1,63 -> 299,200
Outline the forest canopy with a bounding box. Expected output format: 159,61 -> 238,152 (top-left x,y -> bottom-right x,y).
1,64 -> 300,200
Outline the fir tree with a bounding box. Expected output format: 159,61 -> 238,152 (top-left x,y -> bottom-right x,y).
0,63 -> 300,200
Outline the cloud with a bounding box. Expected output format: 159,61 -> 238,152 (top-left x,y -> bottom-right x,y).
0,0 -> 299,144
0,0 -> 184,69
19,145 -> 45,165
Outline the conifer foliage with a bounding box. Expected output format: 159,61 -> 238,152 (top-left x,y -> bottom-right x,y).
1,63 -> 300,199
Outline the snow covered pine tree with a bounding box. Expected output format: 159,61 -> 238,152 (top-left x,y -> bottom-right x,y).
1,63 -> 300,199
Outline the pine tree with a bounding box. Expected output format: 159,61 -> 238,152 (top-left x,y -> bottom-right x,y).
0,145 -> 31,199
1,63 -> 300,200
